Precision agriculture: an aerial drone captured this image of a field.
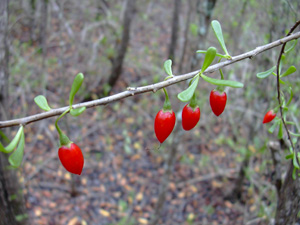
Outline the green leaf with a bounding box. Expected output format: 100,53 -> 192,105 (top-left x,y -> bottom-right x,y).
2,126 -> 24,154
196,50 -> 228,59
8,131 -> 25,168
268,121 -> 278,134
0,142 -> 5,153
201,74 -> 243,88
256,66 -> 276,79
279,55 -> 285,74
278,121 -> 283,139
163,59 -> 172,76
286,121 -> 296,125
287,87 -> 293,106
293,152 -> 300,169
292,167 -> 297,180
34,95 -> 52,111
211,20 -> 229,56
289,131 -> 300,137
70,106 -> 86,117
0,130 -> 10,144
280,66 -> 296,78
285,39 -> 297,54
285,153 -> 293,159
201,47 -> 217,73
177,76 -> 199,102
69,73 -> 84,106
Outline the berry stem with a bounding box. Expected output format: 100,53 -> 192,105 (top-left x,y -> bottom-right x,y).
55,108 -> 72,147
162,88 -> 172,112
189,93 -> 197,109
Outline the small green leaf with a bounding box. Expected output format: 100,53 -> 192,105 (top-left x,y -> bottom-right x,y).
70,107 -> 86,117
8,131 -> 25,168
293,152 -> 300,169
3,126 -> 24,154
196,50 -> 227,59
201,74 -> 243,88
0,142 -> 5,153
69,73 -> 84,106
285,153 -> 293,159
256,66 -> 276,79
177,76 -> 199,102
279,55 -> 285,74
287,87 -> 293,106
279,79 -> 285,85
0,130 -> 10,144
278,121 -> 283,139
292,167 -> 297,180
163,59 -> 172,76
280,66 -> 296,78
211,20 -> 229,56
286,121 -> 296,125
268,121 -> 278,134
34,95 -> 52,111
289,131 -> 300,137
201,47 -> 217,73
285,39 -> 297,54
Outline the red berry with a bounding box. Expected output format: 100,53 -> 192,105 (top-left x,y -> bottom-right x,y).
154,109 -> 176,143
263,110 -> 276,124
58,143 -> 84,175
182,104 -> 200,131
210,90 -> 227,116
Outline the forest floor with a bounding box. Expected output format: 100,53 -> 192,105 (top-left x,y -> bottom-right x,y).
7,1 -> 279,225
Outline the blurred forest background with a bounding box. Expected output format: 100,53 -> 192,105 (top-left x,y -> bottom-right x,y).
1,0 -> 300,224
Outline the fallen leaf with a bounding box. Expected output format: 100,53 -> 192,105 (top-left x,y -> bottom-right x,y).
99,209 -> 110,217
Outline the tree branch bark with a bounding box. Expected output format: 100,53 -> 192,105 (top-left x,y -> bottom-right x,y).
0,31 -> 300,129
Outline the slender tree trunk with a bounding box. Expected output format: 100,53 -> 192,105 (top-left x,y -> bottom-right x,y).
168,0 -> 181,65
105,0 -> 136,95
0,1 -> 9,106
275,155 -> 300,225
38,0 -> 48,46
0,1 -> 29,224
29,0 -> 36,42
178,0 -> 192,74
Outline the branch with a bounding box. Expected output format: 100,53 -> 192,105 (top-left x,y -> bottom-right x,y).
1,31 -> 300,129
276,20 -> 300,151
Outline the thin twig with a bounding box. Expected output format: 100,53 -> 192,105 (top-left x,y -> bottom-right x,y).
1,31 -> 300,129
275,20 -> 300,152
177,168 -> 238,188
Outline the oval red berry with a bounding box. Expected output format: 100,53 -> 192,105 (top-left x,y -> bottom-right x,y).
210,90 -> 227,116
58,143 -> 84,175
263,110 -> 276,124
154,110 -> 176,143
182,104 -> 200,131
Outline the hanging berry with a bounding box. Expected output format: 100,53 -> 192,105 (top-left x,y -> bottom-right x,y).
154,88 -> 176,143
263,110 -> 276,124
210,89 -> 227,116
58,143 -> 84,175
182,93 -> 200,131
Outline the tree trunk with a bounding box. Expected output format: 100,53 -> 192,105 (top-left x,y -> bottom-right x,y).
0,0 -> 9,106
105,0 -> 136,95
168,0 -> 181,65
38,0 -> 48,46
190,0 -> 217,71
0,1 -> 29,224
178,0 -> 192,74
275,148 -> 300,225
